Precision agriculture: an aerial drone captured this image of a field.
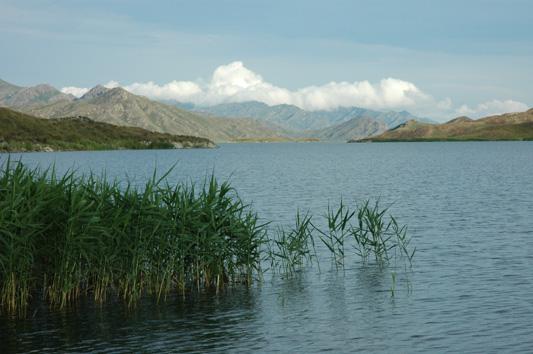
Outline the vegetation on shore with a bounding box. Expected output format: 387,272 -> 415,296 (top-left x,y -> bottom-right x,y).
351,109 -> 533,142
0,160 -> 413,315
0,107 -> 216,152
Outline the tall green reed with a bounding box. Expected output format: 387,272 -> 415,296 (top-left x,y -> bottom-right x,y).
267,211 -> 316,275
0,159 -> 414,315
0,160 -> 266,314
272,200 -> 415,273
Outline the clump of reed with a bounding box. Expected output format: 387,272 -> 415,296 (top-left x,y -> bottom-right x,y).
266,211 -> 317,275
315,200 -> 354,268
350,200 -> 415,265
0,160 -> 265,315
268,200 -> 415,273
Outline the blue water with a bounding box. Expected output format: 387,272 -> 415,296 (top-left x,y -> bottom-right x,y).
1,142 -> 533,353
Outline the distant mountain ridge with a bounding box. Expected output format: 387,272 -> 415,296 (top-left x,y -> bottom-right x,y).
172,100 -> 431,141
182,100 -> 423,131
352,109 -> 533,142
310,117 -> 388,141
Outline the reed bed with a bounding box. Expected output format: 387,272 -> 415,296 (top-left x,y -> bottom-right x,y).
0,160 -> 414,315
0,160 -> 265,314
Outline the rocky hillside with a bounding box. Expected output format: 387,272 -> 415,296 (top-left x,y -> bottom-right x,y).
21,85 -> 292,142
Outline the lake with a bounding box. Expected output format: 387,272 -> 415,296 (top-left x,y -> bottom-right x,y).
1,142 -> 533,353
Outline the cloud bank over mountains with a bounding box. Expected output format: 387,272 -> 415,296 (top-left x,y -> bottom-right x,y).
61,61 -> 528,120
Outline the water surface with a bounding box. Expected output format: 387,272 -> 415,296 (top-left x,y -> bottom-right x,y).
1,142 -> 533,353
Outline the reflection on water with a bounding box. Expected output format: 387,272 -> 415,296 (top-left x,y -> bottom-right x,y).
1,142 -> 533,353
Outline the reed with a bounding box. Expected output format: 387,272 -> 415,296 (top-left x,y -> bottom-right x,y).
310,200 -> 414,268
314,200 -> 354,268
0,160 -> 265,314
268,200 -> 414,275
350,200 -> 415,265
267,211 -> 316,274
0,160 -> 414,315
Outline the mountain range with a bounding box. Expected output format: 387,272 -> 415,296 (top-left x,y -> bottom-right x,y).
1,78 -> 427,142
352,109 -> 533,142
177,100 -> 427,140
0,81 -> 292,142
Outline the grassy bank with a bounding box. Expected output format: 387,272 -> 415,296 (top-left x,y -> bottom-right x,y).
0,160 -> 413,315
0,107 -> 216,152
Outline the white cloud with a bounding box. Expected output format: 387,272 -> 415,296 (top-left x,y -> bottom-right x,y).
123,80 -> 202,101
456,100 -> 529,118
104,80 -> 120,89
61,61 -> 529,120
118,61 -> 433,111
196,62 -> 433,110
61,86 -> 89,98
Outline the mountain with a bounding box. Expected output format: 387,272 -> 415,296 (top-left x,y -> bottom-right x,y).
80,84 -> 109,100
0,79 -> 22,98
310,117 -> 389,141
0,79 -> 74,108
185,100 -> 424,131
352,109 -> 533,142
0,107 -> 216,152
20,86 -> 293,142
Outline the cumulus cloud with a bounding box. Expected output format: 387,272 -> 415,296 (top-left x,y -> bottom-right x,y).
456,100 -> 529,118
123,80 -> 202,101
104,80 -> 120,89
61,86 -> 89,97
61,61 -> 529,119
112,61 -> 433,111
195,62 -> 433,110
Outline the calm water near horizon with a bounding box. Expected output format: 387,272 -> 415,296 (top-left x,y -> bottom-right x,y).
1,142 -> 533,353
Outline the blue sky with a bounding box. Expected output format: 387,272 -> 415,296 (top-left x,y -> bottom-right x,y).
1,0 -> 532,120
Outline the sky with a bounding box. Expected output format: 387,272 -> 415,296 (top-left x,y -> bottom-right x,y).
1,0 -> 532,120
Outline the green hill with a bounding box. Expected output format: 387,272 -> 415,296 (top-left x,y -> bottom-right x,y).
0,107 -> 216,152
351,109 -> 533,142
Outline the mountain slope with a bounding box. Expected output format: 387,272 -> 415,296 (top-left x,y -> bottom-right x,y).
0,107 -> 215,151
353,109 -> 533,142
0,79 -> 22,99
310,117 -> 389,141
24,86 -> 292,142
0,79 -> 74,108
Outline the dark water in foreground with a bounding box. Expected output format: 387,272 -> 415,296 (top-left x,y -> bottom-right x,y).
1,142 -> 533,353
